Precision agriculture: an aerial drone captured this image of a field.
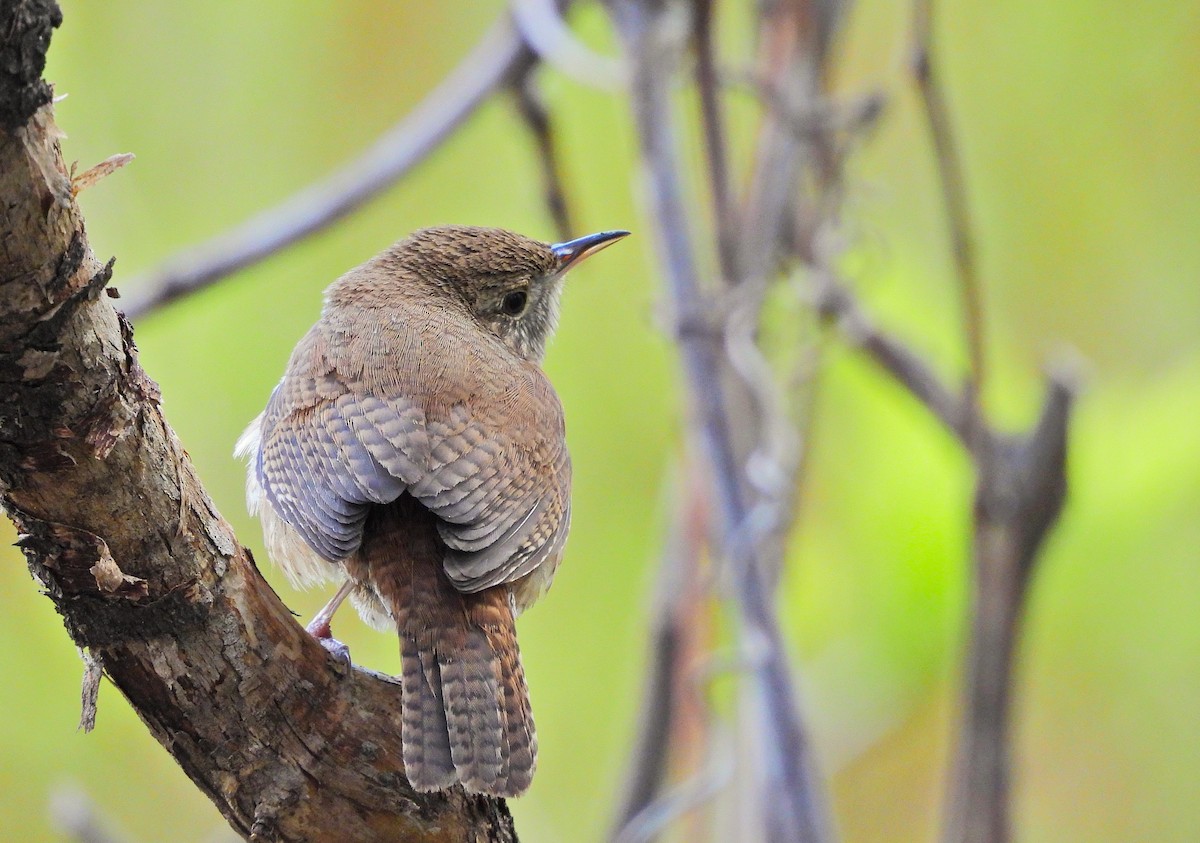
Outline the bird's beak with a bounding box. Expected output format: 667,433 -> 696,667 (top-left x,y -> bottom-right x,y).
551,230 -> 630,273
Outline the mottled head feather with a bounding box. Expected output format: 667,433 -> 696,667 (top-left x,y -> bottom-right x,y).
324,226 -> 564,362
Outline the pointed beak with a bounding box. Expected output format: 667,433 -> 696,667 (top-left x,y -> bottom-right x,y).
551,230 -> 630,273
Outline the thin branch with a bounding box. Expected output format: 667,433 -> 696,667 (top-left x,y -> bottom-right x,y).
604,2 -> 832,840
818,256 -> 1075,843
612,467 -> 713,841
510,59 -> 574,239
814,272 -> 971,443
121,13 -> 536,320
691,0 -> 738,287
818,266 -> 1075,843
722,0 -> 840,592
614,721 -> 732,843
911,0 -> 986,398
910,6 -> 1077,842
740,1 -> 812,290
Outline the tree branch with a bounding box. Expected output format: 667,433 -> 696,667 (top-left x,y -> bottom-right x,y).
604,2 -> 832,840
0,4 -> 515,840
943,373 -> 1073,843
612,467 -> 713,840
120,12 -> 538,320
912,0 -> 985,397
814,272 -> 972,443
816,262 -> 1076,843
819,264 -> 1075,843
510,57 -> 574,240
691,0 -> 738,288
908,5 -> 1074,839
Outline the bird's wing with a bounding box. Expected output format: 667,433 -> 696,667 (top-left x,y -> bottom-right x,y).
256,372 -> 413,561
413,393 -> 571,594
255,327 -> 571,593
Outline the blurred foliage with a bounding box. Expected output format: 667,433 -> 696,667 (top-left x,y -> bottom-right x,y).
1,1 -> 1197,841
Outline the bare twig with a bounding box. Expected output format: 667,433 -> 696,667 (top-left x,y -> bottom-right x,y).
741,1 -> 813,290
912,0 -> 985,398
604,1 -> 832,840
812,103 -> 1073,843
909,5 -> 1077,842
69,152 -> 133,196
121,14 -> 537,320
819,269 -> 1075,843
612,467 -> 713,841
691,0 -> 738,286
805,48 -> 1075,828
817,259 -> 1075,843
614,723 -> 732,843
725,1 -> 837,564
814,272 -> 971,442
510,59 -> 574,239
78,648 -> 102,733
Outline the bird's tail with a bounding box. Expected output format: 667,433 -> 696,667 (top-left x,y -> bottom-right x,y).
359,496 -> 537,797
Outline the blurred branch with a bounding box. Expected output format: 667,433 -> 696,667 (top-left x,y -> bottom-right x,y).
911,0 -> 985,399
604,1 -> 832,841
944,371 -> 1074,843
691,0 -> 738,286
510,57 -> 574,239
121,11 -> 545,320
814,273 -> 971,442
815,240 -> 1075,843
816,263 -> 1076,843
49,786 -> 128,843
612,0 -> 1072,838
510,0 -> 626,89
741,1 -> 815,291
812,152 -> 1075,843
908,3 -> 1074,840
612,467 -> 715,841
0,6 -> 515,840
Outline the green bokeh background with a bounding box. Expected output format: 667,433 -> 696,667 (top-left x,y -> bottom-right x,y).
2,2 -> 1197,841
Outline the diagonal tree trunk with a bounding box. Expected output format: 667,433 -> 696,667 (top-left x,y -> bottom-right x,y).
0,2 -> 515,840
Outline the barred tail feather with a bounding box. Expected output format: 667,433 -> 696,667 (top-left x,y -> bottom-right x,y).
492,629 -> 537,796
365,496 -> 539,798
399,625 -> 536,797
399,634 -> 455,792
439,627 -> 506,792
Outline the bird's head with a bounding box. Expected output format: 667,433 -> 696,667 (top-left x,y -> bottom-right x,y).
363,225 -> 629,362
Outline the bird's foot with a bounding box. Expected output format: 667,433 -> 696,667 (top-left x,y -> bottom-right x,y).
305,617 -> 352,668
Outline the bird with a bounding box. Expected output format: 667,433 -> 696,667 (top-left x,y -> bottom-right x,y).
235,225 -> 629,798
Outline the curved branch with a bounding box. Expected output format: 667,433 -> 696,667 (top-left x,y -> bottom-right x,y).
0,5 -> 515,841
121,13 -> 534,320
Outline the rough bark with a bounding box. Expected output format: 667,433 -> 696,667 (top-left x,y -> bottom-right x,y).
0,2 -> 516,840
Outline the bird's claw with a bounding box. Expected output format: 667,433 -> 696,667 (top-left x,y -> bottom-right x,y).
305,618 -> 352,669
317,635 -> 352,668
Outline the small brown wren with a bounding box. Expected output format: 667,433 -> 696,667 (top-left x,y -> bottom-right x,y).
236,225 -> 628,797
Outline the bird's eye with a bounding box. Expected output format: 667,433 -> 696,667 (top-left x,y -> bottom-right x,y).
501,290 -> 528,316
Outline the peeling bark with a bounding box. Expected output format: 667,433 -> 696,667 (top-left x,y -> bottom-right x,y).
0,2 -> 516,840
